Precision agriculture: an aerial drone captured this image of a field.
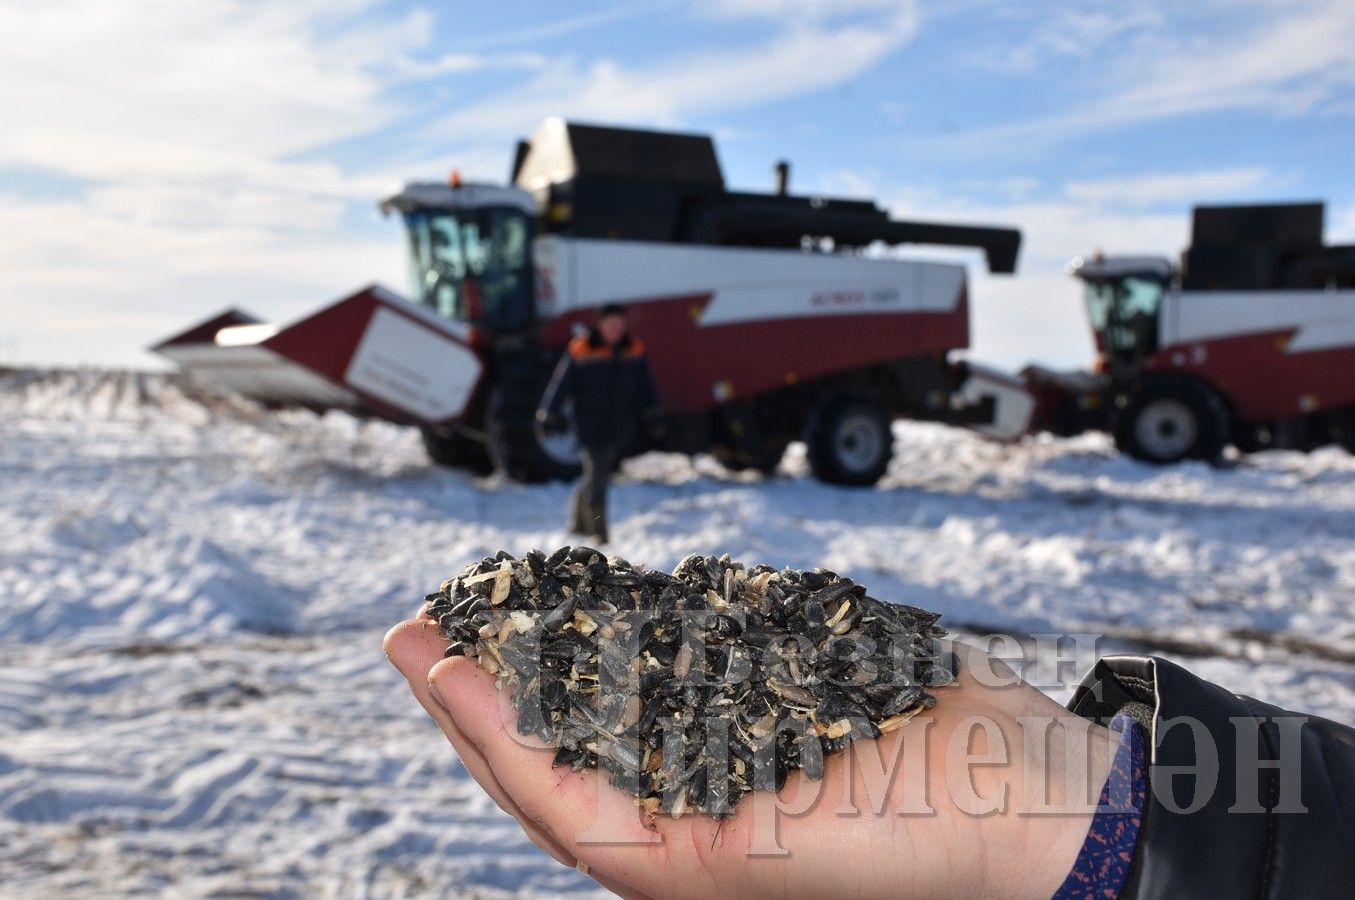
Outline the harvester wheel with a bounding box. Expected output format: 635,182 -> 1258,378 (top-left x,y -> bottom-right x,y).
805,395 -> 893,486
485,385 -> 581,483
1115,378 -> 1229,465
421,428 -> 494,475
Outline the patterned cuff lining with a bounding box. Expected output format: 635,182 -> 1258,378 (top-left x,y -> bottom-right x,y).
1051,713 -> 1147,900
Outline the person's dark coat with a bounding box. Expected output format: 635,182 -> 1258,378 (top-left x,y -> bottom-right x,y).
539,330 -> 660,450
1069,655 -> 1355,898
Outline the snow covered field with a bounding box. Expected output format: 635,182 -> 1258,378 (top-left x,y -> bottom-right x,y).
2,370 -> 1352,897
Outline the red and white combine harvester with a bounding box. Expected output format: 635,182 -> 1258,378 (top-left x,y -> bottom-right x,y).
1029,202 -> 1355,463
153,121 -> 1355,480
154,119 -> 1026,485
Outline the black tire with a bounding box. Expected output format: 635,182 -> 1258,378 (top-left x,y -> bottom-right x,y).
485,382 -> 581,483
805,395 -> 894,486
482,348 -> 582,483
421,428 -> 494,475
1114,378 -> 1229,464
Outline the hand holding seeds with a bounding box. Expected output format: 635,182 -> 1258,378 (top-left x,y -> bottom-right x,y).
385,549 -> 1120,899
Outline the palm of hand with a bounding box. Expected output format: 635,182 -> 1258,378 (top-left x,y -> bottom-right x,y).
385,620 -> 1110,900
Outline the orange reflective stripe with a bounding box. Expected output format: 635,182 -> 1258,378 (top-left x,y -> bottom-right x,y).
567,335 -> 647,361
568,336 -> 605,360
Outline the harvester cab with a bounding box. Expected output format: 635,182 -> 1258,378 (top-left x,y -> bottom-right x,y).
1067,254 -> 1175,371
379,181 -> 538,339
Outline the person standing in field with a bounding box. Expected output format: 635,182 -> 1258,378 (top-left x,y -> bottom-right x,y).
537,304 -> 661,543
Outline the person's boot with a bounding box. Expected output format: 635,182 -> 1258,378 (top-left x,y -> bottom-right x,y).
582,496 -> 609,544
590,505 -> 609,544
568,488 -> 588,535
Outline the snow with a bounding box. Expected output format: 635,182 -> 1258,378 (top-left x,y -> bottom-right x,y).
2,369 -> 1352,896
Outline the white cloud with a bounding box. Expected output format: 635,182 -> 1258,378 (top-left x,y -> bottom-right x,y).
818,168 -> 881,199
422,3 -> 919,143
697,0 -> 904,19
0,0 -> 430,366
967,3 -> 1165,74
933,0 -> 1355,152
1105,0 -> 1355,120
0,191 -> 401,362
1329,204 -> 1355,244
462,3 -> 666,49
0,1 -> 418,183
0,0 -> 929,366
1064,167 -> 1272,207
389,50 -> 547,80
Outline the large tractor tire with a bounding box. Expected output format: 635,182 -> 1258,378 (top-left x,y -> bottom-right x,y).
805,395 -> 893,486
421,428 -> 494,475
484,354 -> 581,483
1114,378 -> 1229,465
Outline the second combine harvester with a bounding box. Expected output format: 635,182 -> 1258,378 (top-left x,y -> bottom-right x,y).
1033,201 -> 1355,463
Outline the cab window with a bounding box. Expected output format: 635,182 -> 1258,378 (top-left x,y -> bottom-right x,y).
401,206 -> 533,332
1082,274 -> 1165,361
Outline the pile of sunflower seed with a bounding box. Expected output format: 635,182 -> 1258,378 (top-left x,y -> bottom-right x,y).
426,547 -> 955,818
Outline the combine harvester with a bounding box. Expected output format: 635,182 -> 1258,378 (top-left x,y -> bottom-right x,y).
155,119 -> 1027,485
1031,201 -> 1355,463
154,121 -> 1355,479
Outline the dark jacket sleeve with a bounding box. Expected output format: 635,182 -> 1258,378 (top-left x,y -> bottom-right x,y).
1067,656 -> 1355,899
538,352 -> 576,420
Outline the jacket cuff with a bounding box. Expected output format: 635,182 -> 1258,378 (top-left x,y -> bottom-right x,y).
1066,655 -> 1353,899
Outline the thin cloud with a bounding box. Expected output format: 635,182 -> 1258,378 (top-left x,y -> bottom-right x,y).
0,0 -> 428,366
0,0 -> 923,366
1065,167 -> 1272,207
964,3 -> 1165,74
461,2 -> 672,49
696,0 -> 905,20
927,0 -> 1355,153
420,2 -> 919,144
0,0 -> 420,183
388,51 -> 547,80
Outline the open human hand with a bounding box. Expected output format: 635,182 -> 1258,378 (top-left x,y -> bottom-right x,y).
385,616 -> 1115,899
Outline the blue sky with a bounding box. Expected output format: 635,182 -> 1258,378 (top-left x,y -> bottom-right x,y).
2,0 -> 1352,368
